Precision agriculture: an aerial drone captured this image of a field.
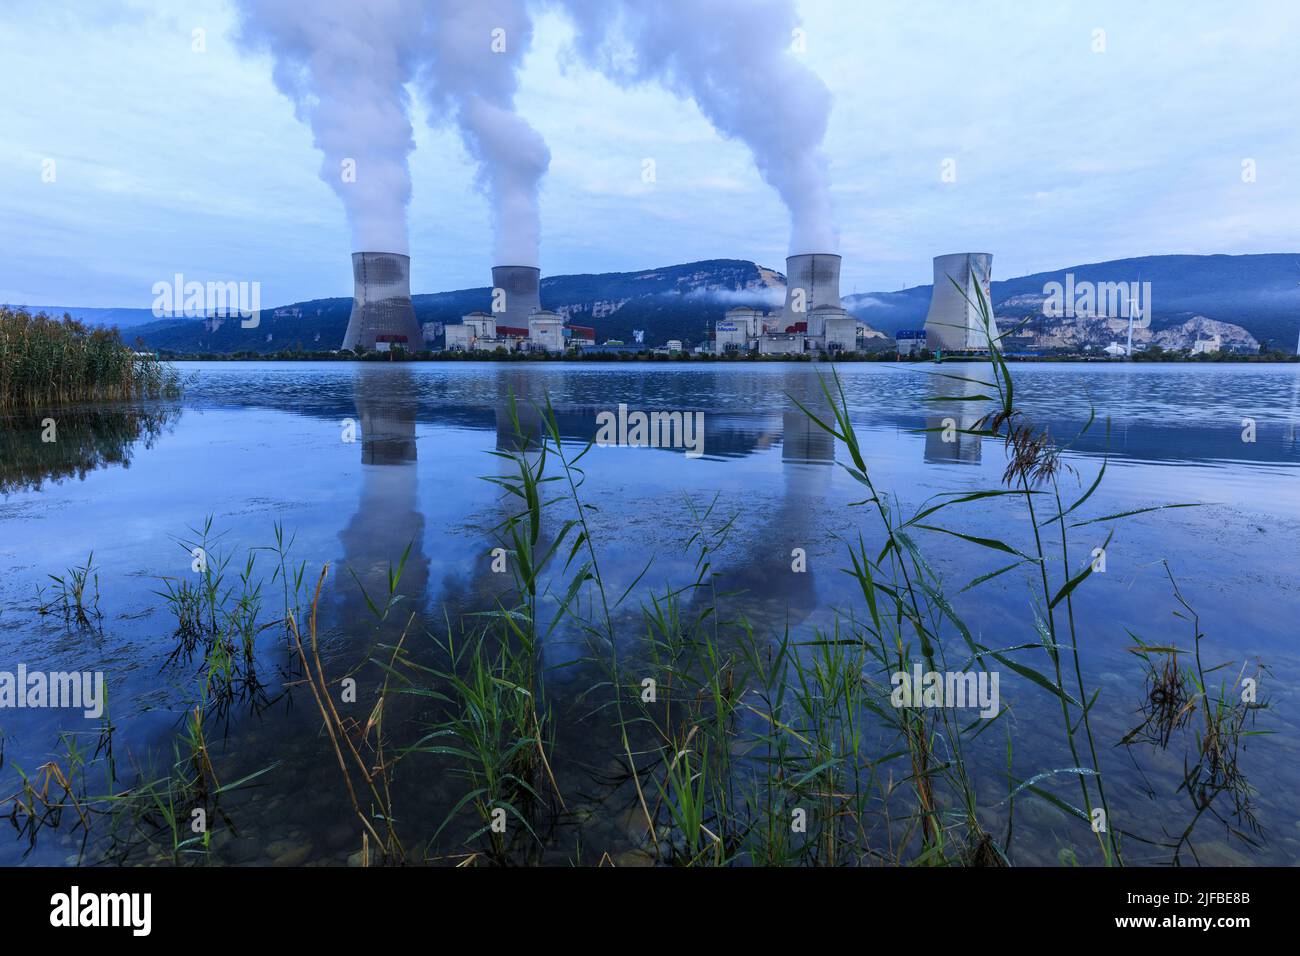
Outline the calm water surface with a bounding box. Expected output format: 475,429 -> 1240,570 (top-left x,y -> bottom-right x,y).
1,361 -> 1297,865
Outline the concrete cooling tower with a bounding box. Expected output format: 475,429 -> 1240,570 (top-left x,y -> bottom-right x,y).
924,253 -> 998,353
783,253 -> 842,328
342,252 -> 422,352
492,265 -> 542,329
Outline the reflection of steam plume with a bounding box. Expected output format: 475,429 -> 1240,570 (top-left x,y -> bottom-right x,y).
422,1 -> 551,268
235,1 -> 423,254
686,375 -> 833,632
560,0 -> 837,254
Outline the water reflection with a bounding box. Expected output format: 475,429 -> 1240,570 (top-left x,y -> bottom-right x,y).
0,405 -> 179,495
683,375 -> 836,631
923,366 -> 993,465
334,369 -> 429,636
177,362 -> 1300,467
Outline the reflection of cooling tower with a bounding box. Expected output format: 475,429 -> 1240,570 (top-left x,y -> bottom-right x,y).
495,401 -> 545,452
783,254 -> 842,323
359,402 -> 418,465
342,252 -> 422,352
782,411 -> 836,464
337,369 -> 428,634
924,254 -> 997,352
923,365 -> 992,465
491,265 -> 542,329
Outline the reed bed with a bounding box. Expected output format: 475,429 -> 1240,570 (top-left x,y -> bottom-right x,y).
0,307 -> 179,409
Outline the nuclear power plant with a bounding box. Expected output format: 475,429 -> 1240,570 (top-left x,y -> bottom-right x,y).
424,249 -> 1000,358
714,253 -> 861,356
491,265 -> 542,328
341,252 -> 423,352
445,264 -> 594,353
923,253 -> 998,353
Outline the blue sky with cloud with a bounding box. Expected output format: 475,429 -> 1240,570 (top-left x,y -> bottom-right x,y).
1,0 -> 1297,308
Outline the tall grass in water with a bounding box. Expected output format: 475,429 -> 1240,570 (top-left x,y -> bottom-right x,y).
408,396 -> 562,864
38,551 -> 102,629
1121,563 -> 1268,864
459,274 -> 1265,867
0,307 -> 179,409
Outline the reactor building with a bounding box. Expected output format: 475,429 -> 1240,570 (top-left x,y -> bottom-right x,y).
341,252 -> 423,353
923,253 -> 998,353
445,264 -> 594,353
713,253 -> 859,356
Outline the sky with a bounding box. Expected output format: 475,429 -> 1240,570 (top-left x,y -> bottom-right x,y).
1,0 -> 1298,309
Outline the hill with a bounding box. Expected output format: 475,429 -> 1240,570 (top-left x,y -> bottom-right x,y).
845,253 -> 1300,351
19,253 -> 1300,354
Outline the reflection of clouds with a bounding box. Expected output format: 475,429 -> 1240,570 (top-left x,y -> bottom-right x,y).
924,366 -> 994,465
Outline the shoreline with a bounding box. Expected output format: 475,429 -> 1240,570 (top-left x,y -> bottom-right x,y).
151,351 -> 1300,364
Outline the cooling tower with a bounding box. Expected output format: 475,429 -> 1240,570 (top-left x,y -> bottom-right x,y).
342,252 -> 422,352
924,253 -> 998,353
783,254 -> 842,323
492,265 -> 542,329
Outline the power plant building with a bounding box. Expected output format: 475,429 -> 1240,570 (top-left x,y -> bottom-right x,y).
342,252 -> 423,352
923,253 -> 998,353
444,266 -> 592,353
527,311 -> 565,352
715,254 -> 857,356
895,329 -> 926,355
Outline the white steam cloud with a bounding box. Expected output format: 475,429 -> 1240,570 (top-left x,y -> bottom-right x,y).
234,0 -> 833,269
557,0 -> 838,255
422,1 -> 551,268
234,0 -> 425,255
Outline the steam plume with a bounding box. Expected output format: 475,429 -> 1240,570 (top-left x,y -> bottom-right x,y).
422,1 -> 551,268
234,0 -> 424,254
558,0 -> 837,254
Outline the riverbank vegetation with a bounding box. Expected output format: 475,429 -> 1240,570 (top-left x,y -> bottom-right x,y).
0,307 -> 180,409
149,340 -> 1299,363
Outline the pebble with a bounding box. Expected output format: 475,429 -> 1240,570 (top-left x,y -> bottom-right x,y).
271,843 -> 312,867
324,822 -> 355,850
615,849 -> 655,867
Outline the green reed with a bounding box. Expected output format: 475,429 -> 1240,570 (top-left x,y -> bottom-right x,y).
0,307 -> 179,409
39,551 -> 102,629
